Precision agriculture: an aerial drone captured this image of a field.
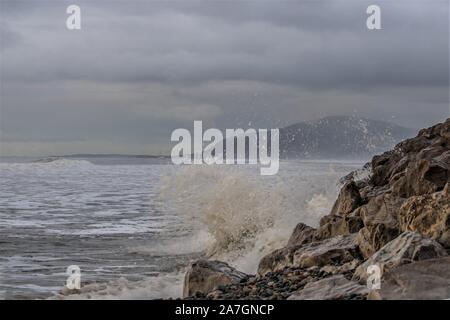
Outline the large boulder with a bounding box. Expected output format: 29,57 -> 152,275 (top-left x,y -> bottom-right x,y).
293,234 -> 361,269
368,119 -> 449,198
356,193 -> 403,258
368,257 -> 450,300
398,184 -> 450,248
314,181 -> 364,240
329,181 -> 362,216
258,234 -> 362,276
257,246 -> 295,277
390,158 -> 449,197
287,223 -> 316,247
315,212 -> 364,240
288,275 -> 369,300
353,232 -> 447,282
370,150 -> 404,187
183,260 -> 247,298
356,223 -> 400,259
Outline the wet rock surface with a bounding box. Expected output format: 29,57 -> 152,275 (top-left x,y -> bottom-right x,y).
183,260 -> 247,298
288,274 -> 368,300
258,234 -> 362,276
353,231 -> 447,282
398,186 -> 450,248
287,223 -> 316,247
368,257 -> 450,300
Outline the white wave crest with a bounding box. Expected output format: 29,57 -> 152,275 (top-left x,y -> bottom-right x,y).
53,273 -> 184,300
32,157 -> 93,166
0,157 -> 93,171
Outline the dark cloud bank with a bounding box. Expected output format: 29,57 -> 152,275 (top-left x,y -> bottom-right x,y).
0,0 -> 448,156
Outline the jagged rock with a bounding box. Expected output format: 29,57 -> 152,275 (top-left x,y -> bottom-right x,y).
370,150 -> 406,187
316,184 -> 367,241
357,223 -> 400,259
316,213 -> 363,240
329,181 -> 362,216
358,193 -> 404,227
287,223 -> 316,246
183,260 -> 247,298
399,186 -> 450,248
320,259 -> 360,275
353,232 -> 447,282
287,275 -> 369,300
293,234 -> 362,268
257,246 -> 294,277
368,257 -> 450,300
356,193 -> 404,258
368,119 -> 449,198
258,234 -> 361,276
390,158 -> 449,197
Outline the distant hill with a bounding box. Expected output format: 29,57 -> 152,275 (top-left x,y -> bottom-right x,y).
279,116 -> 416,159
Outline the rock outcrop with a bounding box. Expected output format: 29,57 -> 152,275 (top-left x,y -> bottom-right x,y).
287,275 -> 369,300
398,185 -> 450,248
258,234 -> 362,276
183,260 -> 247,298
182,119 -> 450,300
287,223 -> 316,247
329,181 -> 362,216
353,231 -> 447,282
368,257 -> 450,300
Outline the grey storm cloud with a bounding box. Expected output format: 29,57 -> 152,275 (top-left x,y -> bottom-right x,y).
0,0 -> 448,156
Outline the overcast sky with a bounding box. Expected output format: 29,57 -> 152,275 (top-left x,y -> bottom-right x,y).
0,0 -> 449,156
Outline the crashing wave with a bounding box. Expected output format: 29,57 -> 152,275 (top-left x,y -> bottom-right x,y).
159,163 -> 346,273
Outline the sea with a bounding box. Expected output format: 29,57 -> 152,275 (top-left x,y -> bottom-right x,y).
0,156 -> 367,299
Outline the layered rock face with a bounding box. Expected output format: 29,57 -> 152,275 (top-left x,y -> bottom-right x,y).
183,260 -> 247,298
183,119 -> 450,300
258,234 -> 362,276
353,232 -> 447,282
368,257 -> 450,300
287,275 -> 369,300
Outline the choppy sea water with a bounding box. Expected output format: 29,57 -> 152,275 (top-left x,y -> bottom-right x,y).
0,156 -> 365,299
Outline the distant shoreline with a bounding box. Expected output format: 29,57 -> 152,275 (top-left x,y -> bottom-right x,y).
0,154 -> 171,159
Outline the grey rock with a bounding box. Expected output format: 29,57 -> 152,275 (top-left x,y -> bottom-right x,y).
288,275 -> 369,300
353,232 -> 447,282
287,223 -> 316,247
258,234 -> 361,276
368,257 -> 450,300
183,260 -> 247,298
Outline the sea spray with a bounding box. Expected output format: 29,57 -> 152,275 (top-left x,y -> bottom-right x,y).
159,162 -> 353,273
160,165 -> 280,257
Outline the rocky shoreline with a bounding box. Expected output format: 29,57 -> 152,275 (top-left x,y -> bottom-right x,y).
182,119 -> 450,300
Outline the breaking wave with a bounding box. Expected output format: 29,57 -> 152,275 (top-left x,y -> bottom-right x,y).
53,273 -> 184,300
159,162 -> 349,273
